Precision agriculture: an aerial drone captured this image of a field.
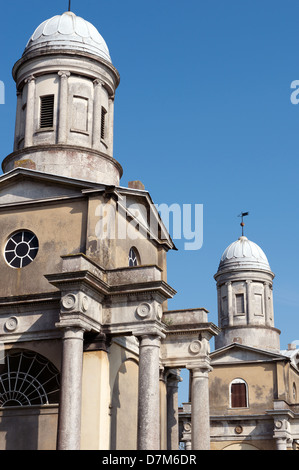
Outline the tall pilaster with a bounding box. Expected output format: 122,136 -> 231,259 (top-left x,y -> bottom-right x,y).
92,79 -> 104,150
24,75 -> 35,148
57,71 -> 70,144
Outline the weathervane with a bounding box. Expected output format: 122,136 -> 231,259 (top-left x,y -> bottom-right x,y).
238,211 -> 249,236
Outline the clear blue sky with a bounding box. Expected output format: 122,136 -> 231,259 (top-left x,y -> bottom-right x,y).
0,0 -> 299,405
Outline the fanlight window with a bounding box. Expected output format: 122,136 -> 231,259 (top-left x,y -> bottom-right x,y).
128,247 -> 139,267
0,351 -> 60,408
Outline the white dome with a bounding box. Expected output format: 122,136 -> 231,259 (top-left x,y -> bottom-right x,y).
23,11 -> 111,63
218,236 -> 271,272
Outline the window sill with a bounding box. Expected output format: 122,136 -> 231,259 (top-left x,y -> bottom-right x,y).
70,128 -> 89,136
35,127 -> 54,133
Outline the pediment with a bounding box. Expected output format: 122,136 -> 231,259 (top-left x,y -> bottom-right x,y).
0,168 -> 100,205
210,343 -> 286,365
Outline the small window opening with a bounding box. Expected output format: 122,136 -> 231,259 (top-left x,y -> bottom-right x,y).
101,107 -> 107,140
236,293 -> 245,314
40,95 -> 54,128
128,248 -> 138,267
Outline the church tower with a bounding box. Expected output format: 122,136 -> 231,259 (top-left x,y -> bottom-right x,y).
214,235 -> 280,353
2,11 -> 121,185
0,10 -> 219,451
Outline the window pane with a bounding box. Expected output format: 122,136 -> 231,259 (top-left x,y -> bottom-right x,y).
236,294 -> 245,314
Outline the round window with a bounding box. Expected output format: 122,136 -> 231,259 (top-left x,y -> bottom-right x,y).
4,230 -> 39,268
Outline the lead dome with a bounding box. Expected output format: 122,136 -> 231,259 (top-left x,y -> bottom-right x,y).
217,236 -> 271,272
23,11 -> 112,63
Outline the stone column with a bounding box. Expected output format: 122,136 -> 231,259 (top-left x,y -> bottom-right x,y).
276,437 -> 287,450
246,280 -> 253,324
24,75 -> 35,148
57,326 -> 85,450
264,282 -> 271,326
227,282 -> 233,326
58,71 -> 70,144
167,370 -> 180,450
92,79 -> 104,150
189,362 -> 212,450
107,94 -> 115,155
137,334 -> 161,450
14,91 -> 22,151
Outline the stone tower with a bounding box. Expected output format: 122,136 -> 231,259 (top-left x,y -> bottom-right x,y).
2,11 -> 121,185
0,10 -> 219,450
214,235 -> 280,353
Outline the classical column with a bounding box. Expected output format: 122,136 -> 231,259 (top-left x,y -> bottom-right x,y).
264,282 -> 271,326
166,370 -> 181,450
14,91 -> 22,151
92,79 -> 104,150
137,334 -> 161,450
107,94 -> 115,155
57,326 -> 85,450
227,282 -> 233,326
189,362 -> 212,450
246,280 -> 253,324
58,71 -> 70,144
276,437 -> 287,450
24,75 -> 35,148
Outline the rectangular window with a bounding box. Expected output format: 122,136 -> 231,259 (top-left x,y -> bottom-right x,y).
101,107 -> 107,140
40,95 -> 54,128
235,293 -> 245,314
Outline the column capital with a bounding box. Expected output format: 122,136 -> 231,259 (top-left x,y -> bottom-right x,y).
93,78 -> 105,87
134,326 -> 166,342
58,70 -> 71,79
25,74 -> 35,84
187,359 -> 212,376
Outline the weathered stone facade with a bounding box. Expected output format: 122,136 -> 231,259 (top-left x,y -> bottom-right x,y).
0,11 -> 219,450
179,236 -> 299,450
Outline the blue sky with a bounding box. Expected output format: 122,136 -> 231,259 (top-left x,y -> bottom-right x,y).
0,0 -> 299,405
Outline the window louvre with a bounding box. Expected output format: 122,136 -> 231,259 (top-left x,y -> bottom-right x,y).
40,95 -> 54,128
101,107 -> 107,140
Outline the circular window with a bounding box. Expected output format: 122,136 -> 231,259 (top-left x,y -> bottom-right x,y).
4,230 -> 39,268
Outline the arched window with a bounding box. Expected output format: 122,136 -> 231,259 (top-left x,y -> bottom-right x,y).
128,247 -> 139,267
0,350 -> 60,407
293,382 -> 297,402
230,378 -> 248,408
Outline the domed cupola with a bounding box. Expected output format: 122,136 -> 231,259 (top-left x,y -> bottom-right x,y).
2,11 -> 122,185
218,236 -> 271,273
214,235 -> 280,353
23,11 -> 112,63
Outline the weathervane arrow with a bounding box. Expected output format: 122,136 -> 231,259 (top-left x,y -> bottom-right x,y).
238,211 -> 249,236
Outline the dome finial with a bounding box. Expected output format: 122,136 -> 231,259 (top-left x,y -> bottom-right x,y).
68,0 -> 71,11
238,211 -> 249,237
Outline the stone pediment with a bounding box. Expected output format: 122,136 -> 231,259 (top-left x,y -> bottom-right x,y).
0,167 -> 101,205
210,343 -> 286,365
